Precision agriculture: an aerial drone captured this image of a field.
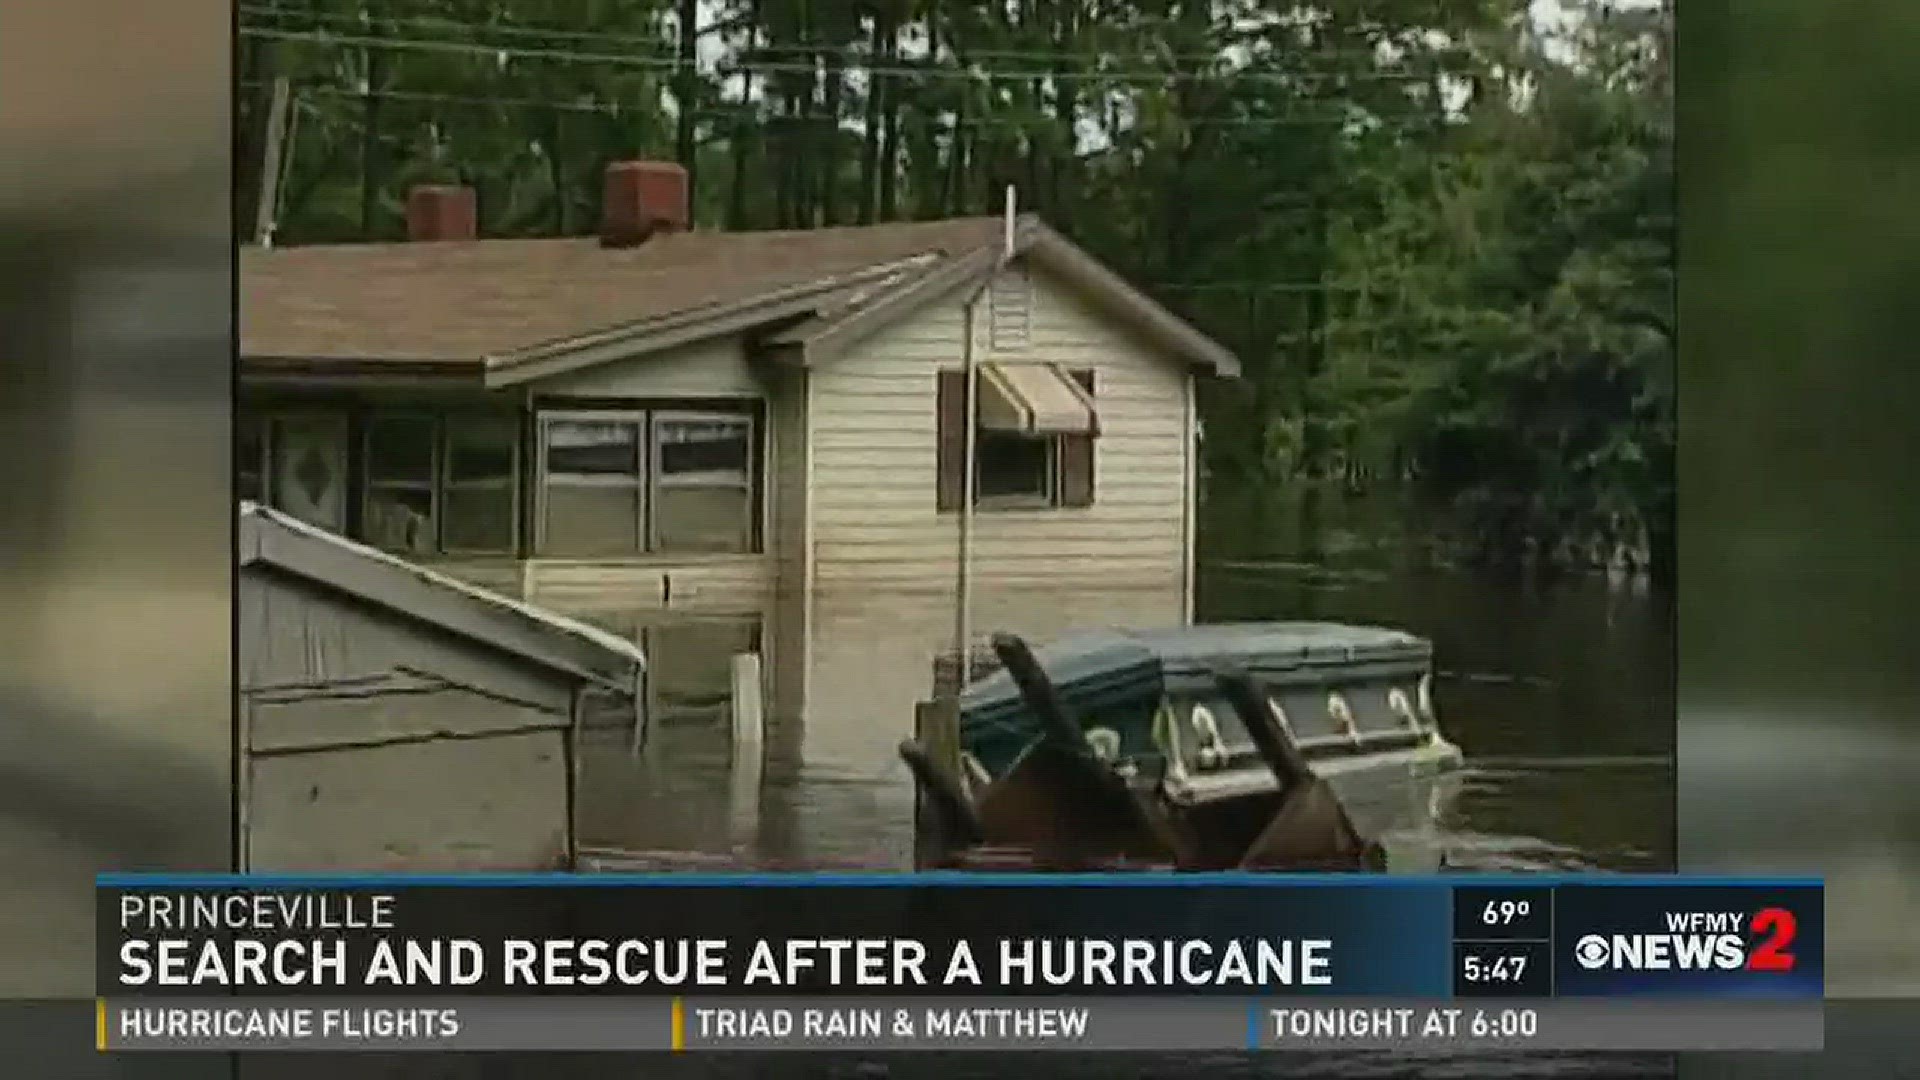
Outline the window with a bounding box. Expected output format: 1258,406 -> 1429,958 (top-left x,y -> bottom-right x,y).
537,408 -> 759,557
441,416 -> 521,553
268,414 -> 349,531
975,431 -> 1055,503
240,407 -> 521,556
652,413 -> 754,554
936,367 -> 1098,511
238,402 -> 756,559
236,415 -> 267,503
539,415 -> 646,557
363,414 -> 437,555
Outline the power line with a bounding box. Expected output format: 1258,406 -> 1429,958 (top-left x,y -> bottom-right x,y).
238,80 -> 1658,147
245,81 -> 631,117
237,5 -> 1489,67
239,26 -> 1481,88
236,80 -> 1396,130
1155,277 -> 1659,294
239,5 -> 677,53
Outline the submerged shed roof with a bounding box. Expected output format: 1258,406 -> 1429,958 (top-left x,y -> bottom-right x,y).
238,501 -> 645,694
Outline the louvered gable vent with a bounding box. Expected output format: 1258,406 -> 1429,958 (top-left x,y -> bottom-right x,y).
987,264 -> 1033,351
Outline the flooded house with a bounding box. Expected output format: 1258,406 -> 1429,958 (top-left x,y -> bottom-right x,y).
239,161 -> 1242,859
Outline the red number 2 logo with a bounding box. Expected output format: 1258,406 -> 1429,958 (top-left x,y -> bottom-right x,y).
1747,907 -> 1798,971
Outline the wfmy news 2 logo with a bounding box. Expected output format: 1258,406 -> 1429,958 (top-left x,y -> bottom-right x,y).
1571,907 -> 1798,972
1555,883 -> 1823,997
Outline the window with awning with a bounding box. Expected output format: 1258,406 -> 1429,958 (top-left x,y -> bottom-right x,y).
976,362 -> 1099,438
936,365 -> 1099,511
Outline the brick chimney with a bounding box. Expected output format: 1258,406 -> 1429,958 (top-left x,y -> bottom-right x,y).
406,184 -> 478,241
601,161 -> 689,247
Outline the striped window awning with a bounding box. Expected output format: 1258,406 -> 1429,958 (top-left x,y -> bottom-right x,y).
976,362 -> 1098,437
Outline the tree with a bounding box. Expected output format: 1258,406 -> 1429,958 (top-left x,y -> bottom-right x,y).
236,0 -> 1672,579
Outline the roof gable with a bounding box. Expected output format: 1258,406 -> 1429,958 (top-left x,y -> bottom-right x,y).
761,216 -> 1240,377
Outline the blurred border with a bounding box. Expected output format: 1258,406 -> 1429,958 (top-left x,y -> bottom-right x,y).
1678,0 -> 1920,1074
0,0 -> 1915,1071
0,0 -> 236,1023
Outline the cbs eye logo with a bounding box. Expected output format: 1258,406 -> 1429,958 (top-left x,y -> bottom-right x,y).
1574,935 -> 1612,969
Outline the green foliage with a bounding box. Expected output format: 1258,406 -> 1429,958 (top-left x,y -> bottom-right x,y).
1310,7 -> 1674,576
237,0 -> 1672,579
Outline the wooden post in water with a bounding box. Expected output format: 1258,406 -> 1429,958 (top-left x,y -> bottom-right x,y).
911,698 -> 962,868
729,653 -> 765,852
931,643 -> 1003,699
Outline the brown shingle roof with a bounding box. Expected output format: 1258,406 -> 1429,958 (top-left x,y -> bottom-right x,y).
241,217 -> 1005,363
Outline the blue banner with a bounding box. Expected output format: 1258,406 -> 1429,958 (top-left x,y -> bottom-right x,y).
97,873 -> 1823,1001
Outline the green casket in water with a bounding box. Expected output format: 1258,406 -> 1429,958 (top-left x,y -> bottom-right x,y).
957,621 -> 1461,786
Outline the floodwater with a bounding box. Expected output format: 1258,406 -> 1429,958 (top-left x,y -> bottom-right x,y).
1195,486 -> 1675,877
580,484 -> 1676,879
567,484 -> 1677,1078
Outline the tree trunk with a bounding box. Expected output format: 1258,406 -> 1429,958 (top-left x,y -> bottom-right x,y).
912,10 -> 944,219
944,111 -> 967,216
1296,197 -> 1331,477
547,109 -> 568,235
878,20 -> 902,222
777,107 -> 799,228
359,49 -> 386,238
1048,2 -> 1078,229
676,0 -> 700,210
1023,0 -> 1044,213
821,51 -> 845,225
858,12 -> 887,224
797,95 -> 816,226
727,0 -> 761,230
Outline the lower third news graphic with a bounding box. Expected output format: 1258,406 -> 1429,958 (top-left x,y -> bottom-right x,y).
95,874 -> 1821,1053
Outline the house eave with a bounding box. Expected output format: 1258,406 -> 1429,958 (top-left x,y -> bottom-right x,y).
242,355 -> 486,384
760,245 -> 1004,368
479,253 -> 946,389
1023,224 -> 1243,379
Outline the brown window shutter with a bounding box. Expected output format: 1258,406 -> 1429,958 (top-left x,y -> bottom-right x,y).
1058,368 -> 1097,507
936,369 -> 967,511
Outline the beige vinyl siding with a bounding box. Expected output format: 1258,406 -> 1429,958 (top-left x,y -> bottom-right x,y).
807,258 -> 1192,597
415,557 -> 526,598
420,556 -> 769,617
532,335 -> 765,399
523,559 -> 771,615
